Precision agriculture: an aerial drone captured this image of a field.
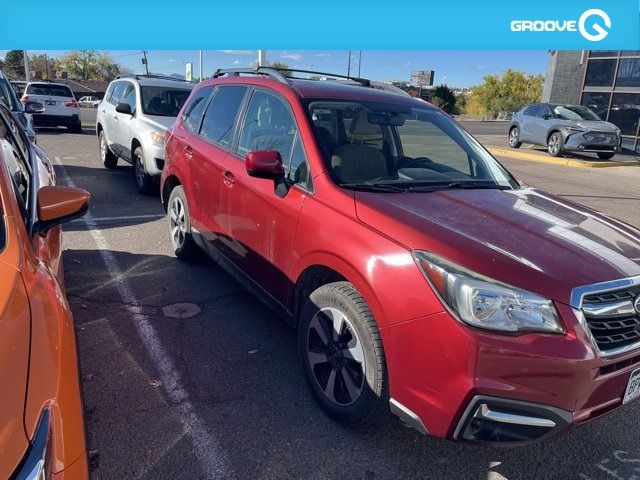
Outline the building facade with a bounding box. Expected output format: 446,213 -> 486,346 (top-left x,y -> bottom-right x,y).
543,50 -> 640,154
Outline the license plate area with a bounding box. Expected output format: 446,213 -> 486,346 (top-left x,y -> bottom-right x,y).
623,368 -> 640,404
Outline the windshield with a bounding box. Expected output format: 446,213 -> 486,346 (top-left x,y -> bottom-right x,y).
305,100 -> 516,191
553,105 -> 601,121
141,86 -> 192,117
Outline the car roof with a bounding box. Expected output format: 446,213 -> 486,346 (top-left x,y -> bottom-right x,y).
117,76 -> 194,89
26,81 -> 70,87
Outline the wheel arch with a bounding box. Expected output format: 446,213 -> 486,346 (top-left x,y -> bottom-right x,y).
546,128 -> 562,143
161,172 -> 182,212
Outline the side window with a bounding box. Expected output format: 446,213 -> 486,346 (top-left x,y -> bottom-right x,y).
104,83 -> 115,103
109,82 -> 127,105
0,111 -> 31,218
121,83 -> 137,113
200,86 -> 247,147
288,135 -> 312,188
523,105 -> 540,117
183,85 -> 214,133
537,106 -> 551,118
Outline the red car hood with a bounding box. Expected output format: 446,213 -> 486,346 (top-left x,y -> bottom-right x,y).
354,187 -> 640,305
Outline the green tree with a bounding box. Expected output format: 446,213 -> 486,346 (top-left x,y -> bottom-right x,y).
271,61 -> 292,76
4,50 -> 25,78
58,50 -> 123,81
430,84 -> 457,114
28,54 -> 61,79
470,69 -> 544,118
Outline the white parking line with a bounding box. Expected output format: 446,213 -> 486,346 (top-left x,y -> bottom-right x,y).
54,157 -> 233,479
68,213 -> 165,223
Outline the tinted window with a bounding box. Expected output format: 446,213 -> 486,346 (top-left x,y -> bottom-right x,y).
0,110 -> 31,216
581,92 -> 611,119
26,83 -> 73,97
523,105 -> 540,117
238,90 -> 310,187
616,58 -> 640,88
141,87 -> 192,117
183,86 -> 214,133
0,76 -> 17,110
120,83 -> 137,113
200,86 -> 247,147
109,82 -> 127,105
537,106 -> 552,118
584,59 -> 617,87
609,93 -> 640,135
589,51 -> 618,58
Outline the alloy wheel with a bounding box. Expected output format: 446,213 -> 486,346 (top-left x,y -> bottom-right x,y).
548,133 -> 561,155
169,196 -> 187,249
135,154 -> 146,188
100,135 -> 107,161
307,306 -> 365,406
509,128 -> 519,146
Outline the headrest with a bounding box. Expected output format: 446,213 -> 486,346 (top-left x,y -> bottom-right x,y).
349,110 -> 380,136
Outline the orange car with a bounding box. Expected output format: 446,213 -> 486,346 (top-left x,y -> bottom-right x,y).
0,102 -> 90,479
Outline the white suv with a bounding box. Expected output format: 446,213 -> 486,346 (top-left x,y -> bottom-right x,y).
97,75 -> 194,194
22,81 -> 82,133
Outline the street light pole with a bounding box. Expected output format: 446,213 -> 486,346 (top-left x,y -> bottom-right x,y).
347,50 -> 352,77
23,50 -> 30,82
358,50 -> 362,77
142,51 -> 150,76
199,50 -> 203,81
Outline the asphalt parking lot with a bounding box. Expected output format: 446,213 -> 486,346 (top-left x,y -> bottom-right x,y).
40,127 -> 640,480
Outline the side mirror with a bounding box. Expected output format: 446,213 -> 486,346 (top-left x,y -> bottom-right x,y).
36,186 -> 90,234
25,101 -> 45,114
246,150 -> 285,180
115,102 -> 133,115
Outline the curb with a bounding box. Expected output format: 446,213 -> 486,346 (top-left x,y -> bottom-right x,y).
487,147 -> 638,169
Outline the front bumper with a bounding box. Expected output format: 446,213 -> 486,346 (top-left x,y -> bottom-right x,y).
383,302 -> 640,445
139,141 -> 165,177
563,130 -> 621,153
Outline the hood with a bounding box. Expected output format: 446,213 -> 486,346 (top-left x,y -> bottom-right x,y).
564,120 -> 619,132
141,115 -> 177,130
355,188 -> 640,305
0,260 -> 30,478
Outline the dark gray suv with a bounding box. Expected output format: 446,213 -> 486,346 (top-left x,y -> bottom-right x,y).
508,103 -> 622,159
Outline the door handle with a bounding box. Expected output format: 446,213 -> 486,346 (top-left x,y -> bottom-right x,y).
183,145 -> 194,157
221,170 -> 236,186
113,116 -> 118,121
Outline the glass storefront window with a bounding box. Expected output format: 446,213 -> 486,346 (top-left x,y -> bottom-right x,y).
589,51 -> 618,58
621,51 -> 640,57
609,93 -> 640,136
580,92 -> 611,120
584,59 -> 617,87
616,59 -> 640,87
621,137 -> 636,153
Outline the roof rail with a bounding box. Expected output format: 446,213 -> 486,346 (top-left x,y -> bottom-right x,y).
269,67 -> 372,87
115,73 -> 194,83
213,67 -> 289,84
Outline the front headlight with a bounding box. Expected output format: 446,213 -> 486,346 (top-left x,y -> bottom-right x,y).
564,126 -> 587,134
149,130 -> 166,147
414,251 -> 563,333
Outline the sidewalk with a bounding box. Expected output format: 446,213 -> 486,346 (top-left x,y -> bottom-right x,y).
477,135 -> 640,168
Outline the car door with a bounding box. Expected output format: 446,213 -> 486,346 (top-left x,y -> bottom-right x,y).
532,105 -> 553,145
518,105 -> 539,142
189,85 -> 248,241
112,82 -> 137,161
219,88 -> 311,304
100,81 -> 126,156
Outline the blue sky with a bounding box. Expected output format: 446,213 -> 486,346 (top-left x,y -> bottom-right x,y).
1,50 -> 549,87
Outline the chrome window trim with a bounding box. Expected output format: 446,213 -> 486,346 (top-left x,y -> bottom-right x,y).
570,275 -> 640,358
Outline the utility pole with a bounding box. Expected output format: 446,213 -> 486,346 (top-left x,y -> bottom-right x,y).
258,50 -> 267,67
44,53 -> 50,79
199,50 -> 203,81
142,51 -> 150,76
23,50 -> 30,82
347,50 -> 352,77
358,50 -> 362,77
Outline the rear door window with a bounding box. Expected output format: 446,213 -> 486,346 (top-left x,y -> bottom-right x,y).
199,86 -> 247,147
183,86 -> 214,133
26,84 -> 73,97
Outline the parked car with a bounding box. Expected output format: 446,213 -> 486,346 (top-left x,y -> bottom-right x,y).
0,69 -> 39,143
0,101 -> 89,478
508,103 -> 622,159
21,81 -> 82,132
10,80 -> 27,97
96,74 -> 194,194
161,68 -> 640,445
78,95 -> 101,108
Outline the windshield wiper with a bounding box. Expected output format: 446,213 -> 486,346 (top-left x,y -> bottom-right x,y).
339,182 -> 408,193
445,182 -> 512,190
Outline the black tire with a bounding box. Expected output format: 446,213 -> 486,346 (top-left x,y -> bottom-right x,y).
597,152 -> 615,160
99,130 -> 118,169
133,147 -> 156,195
70,121 -> 82,134
547,131 -> 563,157
508,126 -> 522,148
167,185 -> 198,260
298,282 -> 389,428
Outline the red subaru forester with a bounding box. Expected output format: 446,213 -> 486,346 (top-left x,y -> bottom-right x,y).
161,67 -> 640,446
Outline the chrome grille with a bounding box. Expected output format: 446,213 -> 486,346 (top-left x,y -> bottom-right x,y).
582,285 -> 640,354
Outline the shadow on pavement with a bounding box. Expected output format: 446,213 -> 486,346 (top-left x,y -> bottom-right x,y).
64,247 -> 640,480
